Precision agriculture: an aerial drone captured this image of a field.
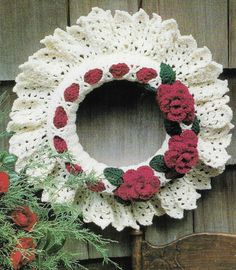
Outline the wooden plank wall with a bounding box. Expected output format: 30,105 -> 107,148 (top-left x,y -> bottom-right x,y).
0,0 -> 236,267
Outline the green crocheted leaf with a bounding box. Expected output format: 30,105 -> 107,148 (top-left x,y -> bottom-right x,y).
191,117 -> 200,135
115,196 -> 131,206
164,118 -> 182,136
2,154 -> 18,165
165,170 -> 184,180
160,63 -> 176,84
103,167 -> 124,186
149,155 -> 169,172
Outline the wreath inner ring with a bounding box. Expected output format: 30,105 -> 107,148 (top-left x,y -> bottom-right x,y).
46,55 -> 200,203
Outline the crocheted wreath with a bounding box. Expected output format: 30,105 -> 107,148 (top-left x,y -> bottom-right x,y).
8,8 -> 233,231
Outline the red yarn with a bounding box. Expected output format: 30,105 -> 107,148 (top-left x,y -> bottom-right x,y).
164,130 -> 199,174
0,171 -> 9,194
53,136 -> 68,153
65,163 -> 83,175
84,68 -> 103,84
64,83 -> 79,102
114,166 -> 160,201
157,80 -> 195,123
53,106 -> 68,128
109,63 -> 130,78
87,181 -> 106,192
136,68 -> 157,83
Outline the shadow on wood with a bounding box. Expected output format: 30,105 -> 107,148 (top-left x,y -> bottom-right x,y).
142,233 -> 236,270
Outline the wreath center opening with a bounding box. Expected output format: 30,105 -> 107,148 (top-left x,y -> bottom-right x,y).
76,80 -> 165,167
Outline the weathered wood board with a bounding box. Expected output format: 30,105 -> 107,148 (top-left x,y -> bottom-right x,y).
77,81 -> 165,167
0,83 -> 16,151
194,166 -> 236,233
69,0 -> 140,24
0,0 -> 68,80
142,0 -> 228,67
229,0 -> 236,68
145,212 -> 193,246
220,70 -> 236,165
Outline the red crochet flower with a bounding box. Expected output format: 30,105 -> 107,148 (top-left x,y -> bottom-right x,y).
164,130 -> 199,174
10,238 -> 36,270
0,171 -> 9,194
11,206 -> 37,232
64,83 -> 79,102
87,181 -> 106,192
109,63 -> 130,78
84,68 -> 103,84
157,80 -> 195,123
114,166 -> 160,201
136,68 -> 157,83
53,136 -> 68,153
65,163 -> 83,175
53,106 -> 68,128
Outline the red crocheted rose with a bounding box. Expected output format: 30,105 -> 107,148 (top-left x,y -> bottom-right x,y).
157,80 -> 195,123
136,68 -> 157,83
53,106 -> 68,128
65,163 -> 83,175
11,206 -> 37,232
53,136 -> 68,153
0,171 -> 9,194
109,63 -> 130,78
84,68 -> 103,84
164,130 -> 199,174
64,83 -> 79,102
114,166 -> 160,201
10,238 -> 36,270
87,181 -> 106,192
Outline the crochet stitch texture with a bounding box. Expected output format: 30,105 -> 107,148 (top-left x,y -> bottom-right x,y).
7,8 -> 232,231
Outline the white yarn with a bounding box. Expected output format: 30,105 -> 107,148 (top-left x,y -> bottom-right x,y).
7,8 -> 233,231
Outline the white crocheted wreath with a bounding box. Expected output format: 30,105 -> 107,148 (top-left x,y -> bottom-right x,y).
8,8 -> 233,231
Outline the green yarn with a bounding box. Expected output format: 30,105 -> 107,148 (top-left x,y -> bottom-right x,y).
103,167 -> 124,186
165,169 -> 184,180
191,117 -> 200,135
164,118 -> 182,136
160,63 -> 176,84
115,196 -> 131,206
149,155 -> 169,172
2,154 -> 18,165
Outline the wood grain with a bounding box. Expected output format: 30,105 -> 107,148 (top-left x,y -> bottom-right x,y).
131,229 -> 143,270
0,0 -> 68,80
77,81 -> 165,167
142,0 -> 228,67
86,224 -> 131,259
63,237 -> 89,260
69,0 -> 140,24
229,0 -> 236,68
0,83 -> 16,151
142,233 -> 236,270
220,70 -> 236,165
194,166 -> 236,233
79,257 -> 131,270
145,212 -> 193,246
